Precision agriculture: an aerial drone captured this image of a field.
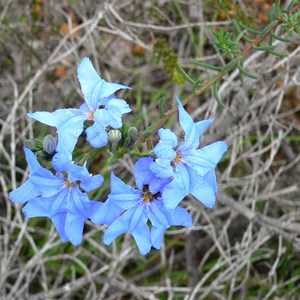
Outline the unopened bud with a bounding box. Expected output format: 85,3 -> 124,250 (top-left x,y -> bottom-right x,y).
108,129 -> 122,153
125,127 -> 138,149
43,134 -> 57,155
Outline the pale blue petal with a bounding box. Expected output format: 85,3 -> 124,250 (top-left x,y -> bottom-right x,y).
22,197 -> 53,218
127,204 -> 147,232
182,141 -> 227,176
105,99 -> 131,128
108,173 -> 141,209
203,169 -> 218,193
152,142 -> 176,160
166,206 -> 193,227
67,187 -> 91,217
77,57 -> 129,109
80,174 -> 104,192
52,152 -> 73,172
65,213 -> 86,246
85,122 -> 108,148
29,109 -> 86,155
103,204 -> 147,246
77,57 -> 103,109
176,97 -> 196,148
51,212 -> 68,242
24,147 -> 41,174
56,114 -> 86,154
188,166 -> 216,208
148,176 -> 171,195
79,102 -> 90,113
134,157 -> 154,190
64,162 -> 103,192
151,226 -> 166,250
150,158 -> 174,179
91,199 -> 123,225
194,119 -> 215,143
27,108 -> 84,128
176,98 -> 214,151
30,170 -> 63,197
9,180 -> 40,204
162,164 -> 190,209
131,224 -> 152,255
102,208 -> 132,246
157,128 -> 178,147
148,201 -> 170,228
93,109 -> 111,127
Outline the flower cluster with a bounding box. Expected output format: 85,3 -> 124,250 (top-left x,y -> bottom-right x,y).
9,57 -> 227,255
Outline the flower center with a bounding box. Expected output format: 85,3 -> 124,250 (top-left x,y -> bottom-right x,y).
64,179 -> 77,188
87,110 -> 94,120
142,185 -> 160,204
143,190 -> 153,203
173,152 -> 182,163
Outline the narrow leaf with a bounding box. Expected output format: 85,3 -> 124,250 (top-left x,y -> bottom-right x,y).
259,20 -> 278,37
193,61 -> 222,71
213,81 -> 225,108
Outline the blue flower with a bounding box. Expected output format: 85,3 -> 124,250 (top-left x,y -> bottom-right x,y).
27,57 -> 131,156
150,97 -> 228,209
91,157 -> 192,255
9,147 -> 104,246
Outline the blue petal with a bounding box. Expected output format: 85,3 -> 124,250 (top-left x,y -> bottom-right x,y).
182,141 -> 227,176
9,180 -> 40,204
203,169 -> 218,193
80,174 -> 104,192
176,97 -> 214,151
108,173 -> 141,209
27,108 -> 85,128
157,128 -> 178,147
24,147 -> 42,174
85,122 -> 108,148
148,201 -> 170,228
166,206 -> 193,227
22,197 -> 54,218
93,109 -> 111,127
65,212 -> 86,246
151,226 -> 166,250
188,166 -> 216,208
52,152 -> 73,172
162,164 -> 190,209
194,119 -> 215,144
91,199 -> 123,225
102,206 -> 135,245
150,158 -> 174,179
28,109 -> 86,155
152,142 -> 176,160
77,57 -> 129,109
134,157 -> 154,190
51,212 -> 68,242
30,170 -> 63,197
64,162 -> 104,192
131,224 -> 152,255
67,187 -> 92,217
103,204 -> 148,246
151,205 -> 192,249
105,98 -> 131,128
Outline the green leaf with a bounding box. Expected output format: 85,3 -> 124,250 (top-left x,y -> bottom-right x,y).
213,81 -> 225,108
192,61 -> 222,71
259,20 -> 278,37
238,62 -> 258,80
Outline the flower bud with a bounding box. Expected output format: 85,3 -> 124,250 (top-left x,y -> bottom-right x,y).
43,134 -> 57,155
108,129 -> 122,153
125,127 -> 139,149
